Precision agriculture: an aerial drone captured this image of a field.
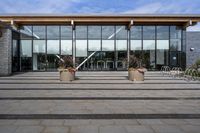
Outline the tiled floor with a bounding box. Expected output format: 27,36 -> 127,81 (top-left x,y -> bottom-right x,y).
0,71 -> 200,133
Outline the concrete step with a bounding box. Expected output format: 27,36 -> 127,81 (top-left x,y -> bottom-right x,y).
1,90 -> 200,98
0,100 -> 199,114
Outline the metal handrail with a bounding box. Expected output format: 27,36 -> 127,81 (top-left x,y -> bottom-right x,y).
76,51 -> 97,71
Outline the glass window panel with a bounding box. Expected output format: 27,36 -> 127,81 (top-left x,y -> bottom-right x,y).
47,26 -> 60,39
61,26 -> 72,39
102,26 -> 115,39
88,26 -> 101,39
12,40 -> 18,57
76,40 -> 87,57
130,26 -> 142,40
33,26 -> 46,39
88,40 -> 101,51
116,26 -> 127,39
61,40 -> 72,55
20,26 -> 32,39
157,40 -> 169,50
20,40 -> 32,57
131,40 -> 142,50
47,40 -> 59,54
143,26 -> 155,40
102,40 -> 114,51
170,26 -> 182,39
76,26 -> 87,39
116,40 -> 127,51
143,40 -> 155,50
157,26 -> 169,39
170,39 -> 181,51
33,40 -> 46,53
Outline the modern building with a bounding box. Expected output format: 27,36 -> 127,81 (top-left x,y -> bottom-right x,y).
0,14 -> 200,75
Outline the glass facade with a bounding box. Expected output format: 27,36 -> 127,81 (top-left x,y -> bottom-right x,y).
12,24 -> 186,72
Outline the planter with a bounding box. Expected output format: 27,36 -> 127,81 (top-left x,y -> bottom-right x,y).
58,69 -> 75,81
128,69 -> 145,81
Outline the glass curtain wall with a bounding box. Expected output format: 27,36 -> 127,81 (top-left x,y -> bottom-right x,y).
75,26 -> 88,70
88,26 -> 101,70
170,26 -> 182,67
32,26 -> 46,71
46,26 -> 60,71
143,26 -> 156,70
61,26 -> 72,57
16,24 -> 185,72
12,31 -> 20,72
20,26 -> 32,71
116,26 -> 127,70
156,26 -> 169,70
102,26 -> 115,70
130,26 -> 142,61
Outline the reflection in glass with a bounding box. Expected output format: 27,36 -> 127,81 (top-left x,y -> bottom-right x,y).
47,40 -> 59,54
20,40 -> 32,71
116,26 -> 127,70
76,40 -> 87,57
88,26 -> 101,39
33,40 -> 46,71
157,26 -> 169,39
47,54 -> 59,71
33,26 -> 46,39
33,40 -> 46,53
102,40 -> 114,51
130,26 -> 142,40
12,39 -> 19,72
61,26 -> 72,55
143,40 -> 155,70
88,26 -> 102,70
143,40 -> 155,50
143,26 -> 155,40
75,26 -> 88,70
20,26 -> 33,39
156,40 -> 169,69
130,40 -> 142,50
47,26 -> 60,39
88,40 -> 101,51
61,40 -> 72,55
61,26 -> 72,39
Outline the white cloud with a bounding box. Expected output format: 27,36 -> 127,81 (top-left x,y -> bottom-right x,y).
123,2 -> 162,14
0,0 -> 81,13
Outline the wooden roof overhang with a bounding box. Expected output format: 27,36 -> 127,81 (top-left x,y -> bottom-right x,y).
0,14 -> 200,29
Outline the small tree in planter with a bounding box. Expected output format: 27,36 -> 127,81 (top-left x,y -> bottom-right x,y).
128,55 -> 147,81
58,55 -> 76,81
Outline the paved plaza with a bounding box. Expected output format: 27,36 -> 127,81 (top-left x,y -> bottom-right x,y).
0,72 -> 200,133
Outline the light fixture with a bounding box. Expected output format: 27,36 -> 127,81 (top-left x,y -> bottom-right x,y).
190,48 -> 195,51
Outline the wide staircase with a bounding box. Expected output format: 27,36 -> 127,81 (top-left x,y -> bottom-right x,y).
0,71 -> 200,133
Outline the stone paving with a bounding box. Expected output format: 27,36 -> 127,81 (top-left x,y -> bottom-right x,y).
0,71 -> 200,133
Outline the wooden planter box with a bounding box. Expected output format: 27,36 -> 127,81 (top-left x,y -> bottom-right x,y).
58,69 -> 75,81
128,69 -> 144,81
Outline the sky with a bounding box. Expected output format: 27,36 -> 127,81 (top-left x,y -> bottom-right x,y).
0,0 -> 200,31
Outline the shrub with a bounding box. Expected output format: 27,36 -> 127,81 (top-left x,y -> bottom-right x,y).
58,55 -> 74,69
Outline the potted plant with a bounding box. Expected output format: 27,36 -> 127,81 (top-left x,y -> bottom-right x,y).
128,55 -> 147,81
58,55 -> 76,81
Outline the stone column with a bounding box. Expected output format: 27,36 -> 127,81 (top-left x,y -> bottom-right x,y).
0,28 -> 12,76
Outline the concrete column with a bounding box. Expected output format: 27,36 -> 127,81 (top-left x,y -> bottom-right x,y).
72,27 -> 76,67
0,28 -> 12,76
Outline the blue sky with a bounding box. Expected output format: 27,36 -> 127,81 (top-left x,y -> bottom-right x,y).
0,0 -> 200,30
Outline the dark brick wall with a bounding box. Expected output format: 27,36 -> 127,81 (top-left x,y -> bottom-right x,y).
0,28 -> 12,76
186,32 -> 200,67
